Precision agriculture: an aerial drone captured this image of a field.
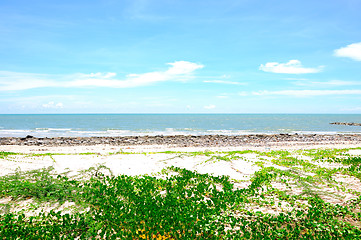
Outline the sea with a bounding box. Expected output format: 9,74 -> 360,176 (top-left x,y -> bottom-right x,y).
0,114 -> 361,138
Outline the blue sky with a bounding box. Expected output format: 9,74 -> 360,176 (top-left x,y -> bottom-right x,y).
1,0 -> 361,113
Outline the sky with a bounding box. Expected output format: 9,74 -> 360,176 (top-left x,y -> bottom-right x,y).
1,0 -> 361,114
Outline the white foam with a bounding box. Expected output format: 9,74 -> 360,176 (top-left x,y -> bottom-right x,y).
1,128 -> 361,138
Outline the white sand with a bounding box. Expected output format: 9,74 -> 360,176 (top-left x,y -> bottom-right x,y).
2,142 -> 361,213
0,150 -> 258,180
1,141 -> 361,154
0,144 -> 271,179
1,142 -> 360,179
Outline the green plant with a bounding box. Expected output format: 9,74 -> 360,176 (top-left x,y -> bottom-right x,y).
1,148 -> 361,239
0,167 -> 81,203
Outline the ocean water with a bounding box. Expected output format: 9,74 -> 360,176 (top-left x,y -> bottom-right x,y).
0,114 -> 361,137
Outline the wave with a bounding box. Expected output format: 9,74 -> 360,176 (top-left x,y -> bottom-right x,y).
0,128 -> 360,138
35,128 -> 73,131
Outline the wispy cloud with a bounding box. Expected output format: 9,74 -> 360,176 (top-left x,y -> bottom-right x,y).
252,89 -> 361,97
294,80 -> 361,86
259,60 -> 323,74
334,42 -> 361,61
204,104 -> 216,109
42,101 -> 64,109
203,80 -> 246,85
283,77 -> 309,81
0,71 -> 60,91
0,95 -> 79,103
0,61 -> 204,91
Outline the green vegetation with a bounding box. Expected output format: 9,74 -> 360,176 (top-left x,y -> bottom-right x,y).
1,148 -> 361,239
0,152 -> 19,159
0,167 -> 79,203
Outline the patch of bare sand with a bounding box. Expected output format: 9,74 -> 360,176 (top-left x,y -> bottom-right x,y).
1,141 -> 361,154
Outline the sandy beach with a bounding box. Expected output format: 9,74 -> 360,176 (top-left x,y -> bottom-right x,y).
1,134 -> 361,238
1,134 -> 360,183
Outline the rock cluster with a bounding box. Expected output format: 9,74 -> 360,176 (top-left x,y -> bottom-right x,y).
0,134 -> 360,147
330,122 -> 361,126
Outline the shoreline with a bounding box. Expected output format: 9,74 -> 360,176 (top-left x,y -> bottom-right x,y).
1,133 -> 361,153
1,133 -> 361,146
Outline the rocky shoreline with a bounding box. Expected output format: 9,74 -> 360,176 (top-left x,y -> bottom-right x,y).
330,122 -> 361,126
1,134 -> 361,147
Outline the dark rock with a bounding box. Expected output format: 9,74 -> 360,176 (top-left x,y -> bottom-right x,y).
1,134 -> 361,147
330,122 -> 361,126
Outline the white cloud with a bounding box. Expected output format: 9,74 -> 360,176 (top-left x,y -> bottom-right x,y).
166,61 -> 203,75
0,61 -> 204,91
259,60 -> 322,74
203,80 -> 246,85
334,42 -> 361,61
0,95 -> 78,103
252,89 -> 361,97
42,101 -> 64,108
69,61 -> 203,88
295,80 -> 361,86
283,77 -> 309,81
204,104 -> 216,109
88,72 -> 117,78
0,71 -> 59,91
56,103 -> 64,108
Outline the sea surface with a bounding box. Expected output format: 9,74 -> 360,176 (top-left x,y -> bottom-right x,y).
0,114 -> 361,137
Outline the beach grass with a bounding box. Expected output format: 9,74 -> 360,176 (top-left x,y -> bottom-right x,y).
1,148 -> 361,239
